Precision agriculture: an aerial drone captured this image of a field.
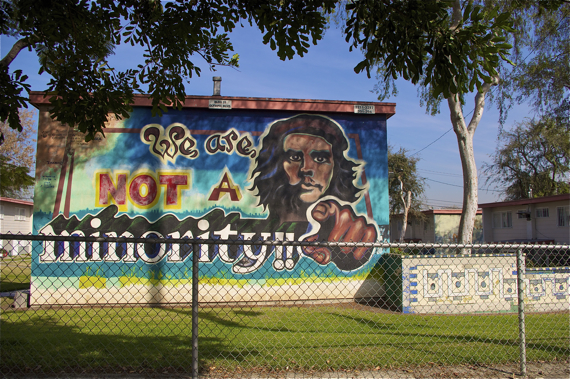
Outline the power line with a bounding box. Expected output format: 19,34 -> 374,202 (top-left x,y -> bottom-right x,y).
424,177 -> 463,188
418,169 -> 463,177
422,177 -> 504,192
410,128 -> 452,156
410,106 -> 477,157
425,198 -> 463,205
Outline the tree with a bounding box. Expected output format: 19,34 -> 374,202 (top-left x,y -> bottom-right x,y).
388,146 -> 426,242
483,117 -> 569,200
494,0 -> 569,125
0,108 -> 36,199
0,156 -> 34,198
1,0 -> 336,140
342,0 -> 564,243
0,108 -> 36,171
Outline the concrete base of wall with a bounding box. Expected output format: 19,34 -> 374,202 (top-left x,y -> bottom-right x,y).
29,278 -> 384,306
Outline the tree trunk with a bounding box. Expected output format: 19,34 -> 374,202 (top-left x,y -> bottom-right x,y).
453,119 -> 478,244
447,79 -> 496,244
398,190 -> 412,242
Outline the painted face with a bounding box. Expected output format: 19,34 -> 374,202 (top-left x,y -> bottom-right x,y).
283,133 -> 334,203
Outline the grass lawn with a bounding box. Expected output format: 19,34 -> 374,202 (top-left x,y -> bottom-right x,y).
1,305 -> 568,375
0,255 -> 31,292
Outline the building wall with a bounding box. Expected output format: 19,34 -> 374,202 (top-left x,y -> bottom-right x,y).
434,214 -> 483,243
31,104 -> 391,305
0,201 -> 33,255
389,215 -> 433,242
389,213 -> 483,244
482,200 -> 570,244
1,201 -> 33,235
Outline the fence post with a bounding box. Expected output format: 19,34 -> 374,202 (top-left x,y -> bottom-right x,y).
192,242 -> 200,379
516,248 -> 527,377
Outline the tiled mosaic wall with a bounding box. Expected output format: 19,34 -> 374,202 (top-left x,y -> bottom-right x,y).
384,254 -> 570,314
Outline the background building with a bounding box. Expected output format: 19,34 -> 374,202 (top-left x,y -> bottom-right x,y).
479,194 -> 570,244
0,197 -> 33,255
390,209 -> 483,244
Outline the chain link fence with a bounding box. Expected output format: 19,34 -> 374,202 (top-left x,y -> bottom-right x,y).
1,233 -> 569,378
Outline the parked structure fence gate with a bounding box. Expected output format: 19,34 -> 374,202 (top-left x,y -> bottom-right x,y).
1,234 -> 569,378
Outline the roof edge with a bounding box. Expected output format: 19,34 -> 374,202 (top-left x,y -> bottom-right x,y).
392,209 -> 482,216
29,92 -> 396,118
479,193 -> 570,208
0,197 -> 34,206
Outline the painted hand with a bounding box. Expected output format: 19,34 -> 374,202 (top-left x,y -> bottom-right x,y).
302,200 -> 377,271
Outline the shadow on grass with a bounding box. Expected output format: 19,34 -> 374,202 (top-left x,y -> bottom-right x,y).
1,314 -> 260,376
3,305 -> 567,376
328,311 -> 570,359
0,282 -> 30,292
163,307 -> 297,334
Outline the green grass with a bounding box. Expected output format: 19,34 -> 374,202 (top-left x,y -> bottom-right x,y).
0,255 -> 31,292
1,305 -> 568,375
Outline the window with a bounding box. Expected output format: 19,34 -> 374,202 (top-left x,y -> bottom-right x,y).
15,208 -> 26,221
0,205 -> 3,220
558,206 -> 569,227
424,221 -> 430,231
493,211 -> 512,228
535,207 -> 549,218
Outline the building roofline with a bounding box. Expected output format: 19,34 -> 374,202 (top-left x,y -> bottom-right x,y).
424,209 -> 482,215
29,92 -> 397,119
478,193 -> 570,208
0,197 -> 33,206
392,209 -> 481,216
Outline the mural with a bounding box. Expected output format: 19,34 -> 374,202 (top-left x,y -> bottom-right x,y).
31,108 -> 390,305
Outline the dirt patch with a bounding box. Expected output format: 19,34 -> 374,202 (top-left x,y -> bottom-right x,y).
4,360 -> 569,378
201,360 -> 570,378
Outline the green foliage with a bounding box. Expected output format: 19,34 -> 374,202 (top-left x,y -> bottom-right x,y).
388,146 -> 426,215
0,68 -> 30,132
1,0 -> 336,141
483,117 -> 569,200
0,109 -> 36,199
344,0 -> 514,102
492,1 -> 569,124
0,155 -> 34,198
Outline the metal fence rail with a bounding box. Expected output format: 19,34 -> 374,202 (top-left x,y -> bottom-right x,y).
1,233 -> 569,378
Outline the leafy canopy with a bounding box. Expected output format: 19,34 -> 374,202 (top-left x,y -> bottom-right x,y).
0,156 -> 34,198
0,0 -> 336,141
0,108 -> 36,171
388,146 -> 426,216
344,0 -> 514,102
494,0 -> 569,125
0,108 -> 36,199
483,117 -> 569,200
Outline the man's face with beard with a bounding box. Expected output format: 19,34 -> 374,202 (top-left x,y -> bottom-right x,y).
283,133 -> 334,204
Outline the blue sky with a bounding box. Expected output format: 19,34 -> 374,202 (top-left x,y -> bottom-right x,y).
2,24 -> 532,208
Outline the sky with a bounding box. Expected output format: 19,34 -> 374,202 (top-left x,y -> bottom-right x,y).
1,24 -> 533,209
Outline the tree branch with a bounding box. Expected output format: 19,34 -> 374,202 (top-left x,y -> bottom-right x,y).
0,39 -> 29,68
468,75 -> 500,134
450,0 -> 464,32
447,94 -> 468,137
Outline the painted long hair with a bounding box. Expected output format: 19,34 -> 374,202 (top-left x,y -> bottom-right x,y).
249,114 -> 364,218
